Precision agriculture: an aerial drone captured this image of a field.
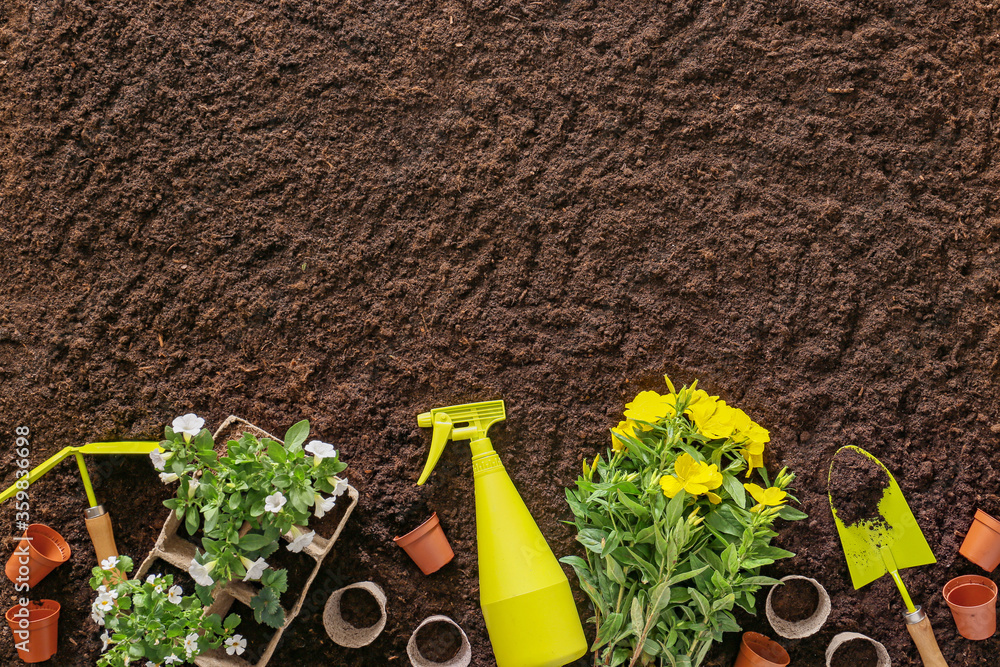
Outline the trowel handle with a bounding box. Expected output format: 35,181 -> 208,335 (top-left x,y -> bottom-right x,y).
905,608 -> 949,667
85,505 -> 119,564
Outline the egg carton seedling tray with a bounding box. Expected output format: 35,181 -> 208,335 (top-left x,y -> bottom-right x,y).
136,416 -> 358,667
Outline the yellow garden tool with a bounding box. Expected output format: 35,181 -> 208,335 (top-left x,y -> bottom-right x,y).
1,441 -> 159,563
828,445 -> 948,667
417,401 -> 587,667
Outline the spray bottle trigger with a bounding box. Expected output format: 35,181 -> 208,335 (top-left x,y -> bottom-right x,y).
417,412 -> 454,485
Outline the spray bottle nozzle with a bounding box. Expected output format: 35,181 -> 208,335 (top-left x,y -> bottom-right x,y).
416,400 -> 506,485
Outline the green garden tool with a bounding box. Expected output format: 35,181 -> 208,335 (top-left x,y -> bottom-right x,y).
828,445 -> 948,667
1,441 -> 159,563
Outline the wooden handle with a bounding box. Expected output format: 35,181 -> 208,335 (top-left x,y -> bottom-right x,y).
906,614 -> 949,667
85,510 -> 119,564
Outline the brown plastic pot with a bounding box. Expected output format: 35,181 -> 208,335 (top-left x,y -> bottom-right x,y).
393,512 -> 454,575
943,574 -> 997,640
734,631 -> 790,667
5,599 -> 60,663
4,524 -> 71,588
959,510 -> 1000,572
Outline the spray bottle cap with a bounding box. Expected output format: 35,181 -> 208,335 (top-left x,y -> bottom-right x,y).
416,400 -> 506,485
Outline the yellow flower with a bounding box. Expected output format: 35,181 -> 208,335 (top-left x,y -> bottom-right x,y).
611,420 -> 638,452
660,453 -> 723,504
741,440 -> 765,476
744,483 -> 787,512
624,391 -> 677,430
686,398 -> 737,440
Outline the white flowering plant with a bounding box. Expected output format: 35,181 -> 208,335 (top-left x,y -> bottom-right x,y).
153,415 -> 348,628
89,555 -> 242,667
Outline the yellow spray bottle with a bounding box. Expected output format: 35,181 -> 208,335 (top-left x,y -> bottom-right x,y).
416,400 -> 587,667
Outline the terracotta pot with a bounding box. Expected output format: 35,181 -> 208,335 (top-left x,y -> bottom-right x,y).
959,510 -> 1000,572
943,574 -> 997,640
5,599 -> 60,663
393,512 -> 454,575
4,524 -> 71,588
734,631 -> 790,667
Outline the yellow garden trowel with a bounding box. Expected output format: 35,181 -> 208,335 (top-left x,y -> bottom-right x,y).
0,441 -> 159,564
828,445 -> 948,667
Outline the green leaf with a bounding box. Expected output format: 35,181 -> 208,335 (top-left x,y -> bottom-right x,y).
284,420 -> 310,452
630,596 -> 644,636
224,613 -> 241,630
594,612 -> 624,649
664,491 -> 685,526
185,507 -> 200,535
722,474 -> 746,509
267,440 -> 287,464
239,533 -> 273,551
262,568 -> 288,594
601,558 -> 623,587
776,505 -> 808,521
738,575 -> 782,587
667,565 -> 710,587
250,587 -> 286,629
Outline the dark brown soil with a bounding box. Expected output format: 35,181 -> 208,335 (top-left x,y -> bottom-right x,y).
829,448 -> 892,526
830,638 -> 880,667
771,578 -> 820,622
1,0 -> 999,666
341,586 -> 383,629
416,620 -> 463,662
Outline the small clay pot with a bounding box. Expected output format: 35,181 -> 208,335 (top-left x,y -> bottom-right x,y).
4,524 -> 71,588
959,510 -> 1000,572
394,513 -> 454,575
5,599 -> 60,663
825,632 -> 891,667
323,582 -> 387,648
733,631 -> 789,667
943,574 -> 998,640
407,615 -> 471,667
765,575 -> 832,639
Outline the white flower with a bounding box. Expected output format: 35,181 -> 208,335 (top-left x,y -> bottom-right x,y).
97,584 -> 119,600
164,655 -> 182,665
183,632 -> 199,657
330,476 -> 349,497
264,491 -> 287,513
189,558 -> 216,587
100,630 -> 111,651
187,478 -> 200,498
149,447 -> 172,471
159,472 -> 179,484
313,493 -> 337,518
100,556 -> 119,571
146,574 -> 164,592
287,526 -> 316,553
167,585 -> 183,604
241,556 -> 268,582
94,594 -> 115,614
172,413 -> 205,439
224,634 -> 247,656
305,440 -> 337,465
91,607 -> 105,625
146,662 -> 157,667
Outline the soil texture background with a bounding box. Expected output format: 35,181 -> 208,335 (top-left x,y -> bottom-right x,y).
1,0 -> 1000,665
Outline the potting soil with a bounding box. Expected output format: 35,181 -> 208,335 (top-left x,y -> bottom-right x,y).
829,448 -> 892,527
771,578 -> 820,623
829,637 -> 880,667
1,0 -> 999,665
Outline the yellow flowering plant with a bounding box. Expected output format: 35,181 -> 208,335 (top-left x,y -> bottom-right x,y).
563,377 -> 806,667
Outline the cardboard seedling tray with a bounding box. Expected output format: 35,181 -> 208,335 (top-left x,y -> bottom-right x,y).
136,416 -> 358,667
